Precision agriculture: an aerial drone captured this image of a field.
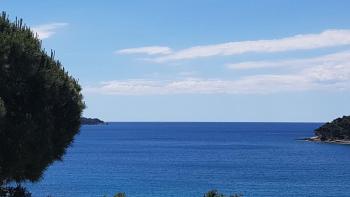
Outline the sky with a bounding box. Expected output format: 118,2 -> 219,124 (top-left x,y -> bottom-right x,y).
1,0 -> 350,122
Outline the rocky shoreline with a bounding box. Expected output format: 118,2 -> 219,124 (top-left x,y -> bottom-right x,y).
303,136 -> 350,144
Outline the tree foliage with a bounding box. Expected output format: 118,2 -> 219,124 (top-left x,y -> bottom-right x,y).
315,116 -> 350,141
113,192 -> 126,197
204,190 -> 243,197
0,185 -> 31,197
0,12 -> 85,184
0,98 -> 5,118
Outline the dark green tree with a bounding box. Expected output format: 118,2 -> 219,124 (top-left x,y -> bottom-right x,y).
0,12 -> 85,186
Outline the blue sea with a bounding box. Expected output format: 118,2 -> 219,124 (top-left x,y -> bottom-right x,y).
27,122 -> 350,197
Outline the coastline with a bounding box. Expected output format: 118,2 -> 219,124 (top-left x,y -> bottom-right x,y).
303,136 -> 350,145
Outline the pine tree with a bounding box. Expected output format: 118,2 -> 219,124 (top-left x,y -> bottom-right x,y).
0,12 -> 85,185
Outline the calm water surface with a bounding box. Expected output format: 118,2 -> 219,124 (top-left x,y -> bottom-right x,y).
27,122 -> 350,197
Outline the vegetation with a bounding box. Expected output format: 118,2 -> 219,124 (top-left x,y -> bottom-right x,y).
204,190 -> 243,197
0,11 -> 84,191
0,98 -> 5,118
105,190 -> 243,197
315,116 -> 350,141
113,193 -> 126,197
0,185 -> 31,197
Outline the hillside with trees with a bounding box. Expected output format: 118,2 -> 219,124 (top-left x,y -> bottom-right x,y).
314,116 -> 350,142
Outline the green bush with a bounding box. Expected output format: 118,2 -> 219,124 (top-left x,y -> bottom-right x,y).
113,192 -> 126,197
0,12 -> 85,185
204,190 -> 243,197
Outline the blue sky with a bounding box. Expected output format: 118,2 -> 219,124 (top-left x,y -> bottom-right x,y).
2,0 -> 350,122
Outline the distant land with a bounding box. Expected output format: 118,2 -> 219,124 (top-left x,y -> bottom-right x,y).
81,117 -> 105,125
306,116 -> 350,144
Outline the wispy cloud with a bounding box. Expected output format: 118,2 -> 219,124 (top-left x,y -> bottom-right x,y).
116,46 -> 172,55
32,22 -> 68,39
84,55 -> 350,95
227,50 -> 350,70
102,30 -> 350,95
117,29 -> 350,62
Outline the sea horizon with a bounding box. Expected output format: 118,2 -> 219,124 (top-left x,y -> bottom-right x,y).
102,121 -> 326,123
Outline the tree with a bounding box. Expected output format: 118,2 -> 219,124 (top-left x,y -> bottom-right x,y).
0,12 -> 85,185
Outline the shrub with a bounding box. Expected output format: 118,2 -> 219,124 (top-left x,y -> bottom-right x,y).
113,192 -> 126,197
204,189 -> 243,197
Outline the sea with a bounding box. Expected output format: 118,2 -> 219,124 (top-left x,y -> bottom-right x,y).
26,122 -> 350,197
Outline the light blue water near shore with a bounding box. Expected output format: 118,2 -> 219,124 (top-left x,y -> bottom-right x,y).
27,122 -> 350,197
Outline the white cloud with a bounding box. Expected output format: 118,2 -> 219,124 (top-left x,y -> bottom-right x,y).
116,46 -> 172,55
85,79 -> 224,95
227,50 -> 350,70
149,29 -> 350,62
101,30 -> 350,95
32,23 -> 68,39
84,56 -> 350,95
83,77 -> 309,95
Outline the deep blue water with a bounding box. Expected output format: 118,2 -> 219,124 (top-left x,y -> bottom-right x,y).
26,122 -> 350,197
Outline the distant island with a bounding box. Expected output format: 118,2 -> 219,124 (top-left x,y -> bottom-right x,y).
306,116 -> 350,144
81,117 -> 105,125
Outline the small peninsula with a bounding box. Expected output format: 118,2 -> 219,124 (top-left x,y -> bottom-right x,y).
81,117 -> 105,125
307,116 -> 350,144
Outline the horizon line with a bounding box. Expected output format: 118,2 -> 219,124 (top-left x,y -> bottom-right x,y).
91,121 -> 325,124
